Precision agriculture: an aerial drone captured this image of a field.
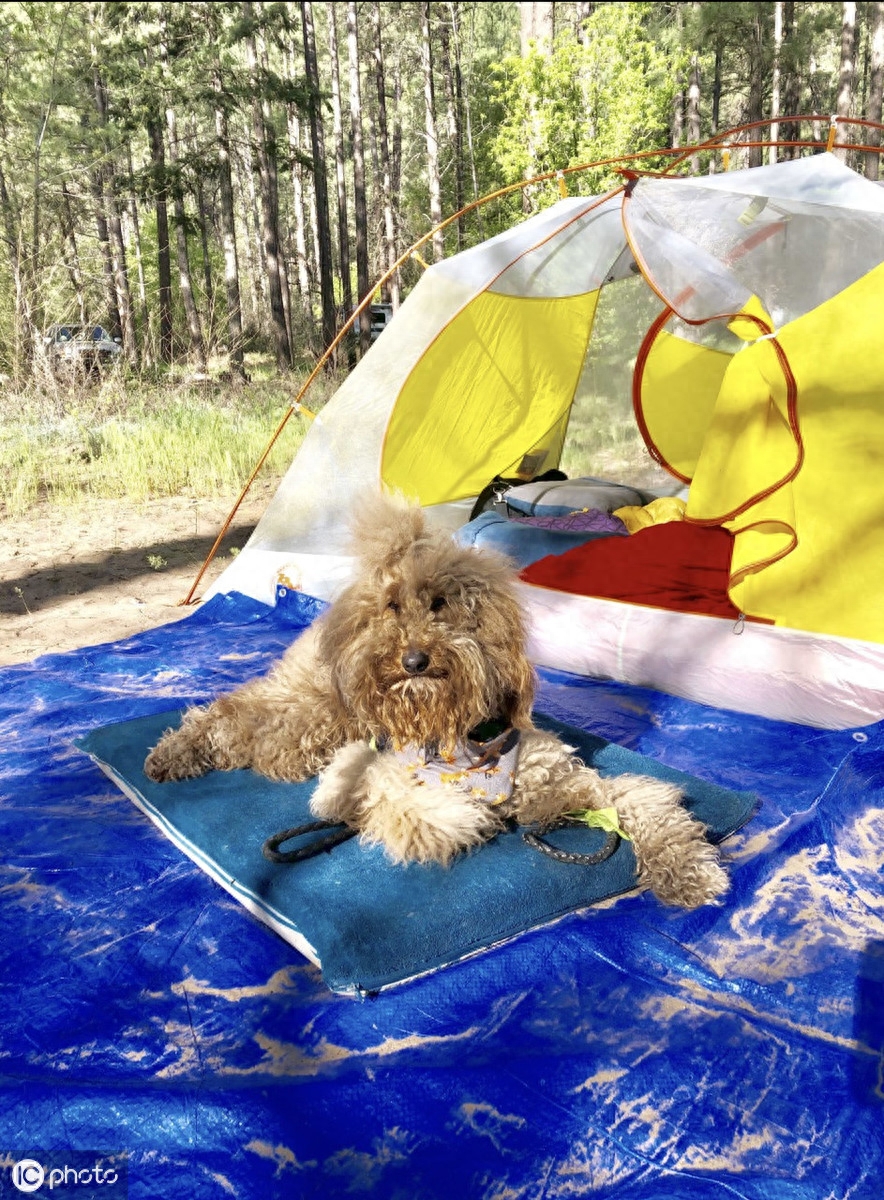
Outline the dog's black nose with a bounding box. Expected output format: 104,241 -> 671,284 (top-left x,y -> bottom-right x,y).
402,649 -> 430,675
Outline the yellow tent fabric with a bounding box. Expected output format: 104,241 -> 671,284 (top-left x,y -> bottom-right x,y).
381,289 -> 598,506
635,326 -> 731,482
687,261 -> 884,643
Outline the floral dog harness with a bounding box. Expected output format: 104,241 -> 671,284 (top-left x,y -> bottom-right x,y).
379,722 -> 521,805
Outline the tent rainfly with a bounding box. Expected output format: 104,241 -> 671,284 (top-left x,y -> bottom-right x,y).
210,152 -> 884,732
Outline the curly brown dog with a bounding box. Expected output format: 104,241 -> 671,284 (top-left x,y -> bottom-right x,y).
144,493 -> 729,907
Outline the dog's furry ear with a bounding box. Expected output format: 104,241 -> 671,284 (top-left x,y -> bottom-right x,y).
348,490 -> 432,574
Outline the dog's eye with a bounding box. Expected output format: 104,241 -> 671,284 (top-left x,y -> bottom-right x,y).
386,599 -> 401,614
429,595 -> 447,613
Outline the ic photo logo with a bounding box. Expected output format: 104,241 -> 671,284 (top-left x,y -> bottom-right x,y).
11,1161 -> 43,1193
6,1154 -> 127,1196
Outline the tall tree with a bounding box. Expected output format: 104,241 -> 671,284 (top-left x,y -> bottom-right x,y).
868,1 -> 884,179
242,0 -> 291,370
89,32 -> 137,363
371,1 -> 400,308
211,44 -> 246,377
347,0 -> 371,353
835,0 -> 858,161
301,0 -> 337,352
326,2 -> 353,341
421,2 -> 444,261
164,98 -> 207,372
440,4 -> 465,251
146,115 -> 174,365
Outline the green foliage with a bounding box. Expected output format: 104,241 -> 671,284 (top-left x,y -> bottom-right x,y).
490,3 -> 678,201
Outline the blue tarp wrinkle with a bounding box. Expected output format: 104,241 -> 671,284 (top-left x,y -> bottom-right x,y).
1,590 -> 882,1199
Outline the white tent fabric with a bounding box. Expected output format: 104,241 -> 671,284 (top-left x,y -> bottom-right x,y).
208,155 -> 884,731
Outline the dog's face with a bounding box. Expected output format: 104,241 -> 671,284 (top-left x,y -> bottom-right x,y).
318,498 -> 535,748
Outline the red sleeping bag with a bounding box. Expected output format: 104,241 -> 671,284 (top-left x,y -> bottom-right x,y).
520,521 -> 743,620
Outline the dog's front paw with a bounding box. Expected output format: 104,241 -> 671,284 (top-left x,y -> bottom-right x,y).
310,742 -> 377,824
143,730 -> 214,783
356,756 -> 500,866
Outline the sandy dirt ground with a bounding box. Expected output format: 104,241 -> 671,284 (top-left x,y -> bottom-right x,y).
0,484 -> 277,667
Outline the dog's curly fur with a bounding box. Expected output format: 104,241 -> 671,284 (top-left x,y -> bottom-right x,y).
144,493 -> 729,908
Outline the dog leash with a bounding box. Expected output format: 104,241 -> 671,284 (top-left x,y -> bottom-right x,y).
520,818 -> 621,866
263,820 -> 358,863
263,816 -> 620,867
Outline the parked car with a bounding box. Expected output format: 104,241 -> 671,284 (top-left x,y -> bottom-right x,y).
44,324 -> 123,377
339,303 -> 396,345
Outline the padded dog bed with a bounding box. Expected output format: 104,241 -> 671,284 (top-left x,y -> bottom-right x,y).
76,710 -> 756,995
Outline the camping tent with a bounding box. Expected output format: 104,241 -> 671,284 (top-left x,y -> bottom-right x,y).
210,151 -> 884,731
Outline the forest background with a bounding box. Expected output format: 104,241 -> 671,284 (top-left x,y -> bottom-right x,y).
1,0 -> 883,662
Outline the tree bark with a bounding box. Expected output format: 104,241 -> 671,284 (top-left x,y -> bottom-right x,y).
520,1 -> 554,54
60,182 -> 87,325
147,117 -> 173,365
835,1 -> 858,162
687,52 -> 701,173
440,5 -> 465,251
213,69 -> 246,376
421,2 -> 444,261
0,152 -> 35,378
285,92 -> 313,321
123,145 -> 153,365
347,0 -> 371,354
243,0 -> 291,370
770,1 -> 783,163
165,101 -> 207,372
747,8 -> 766,168
301,0 -> 337,354
867,1 -> 884,178
326,1 -> 353,355
89,167 -> 124,346
371,1 -> 400,307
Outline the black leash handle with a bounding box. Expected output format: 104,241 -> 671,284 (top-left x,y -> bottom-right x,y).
263,820 -> 357,864
522,822 -> 620,866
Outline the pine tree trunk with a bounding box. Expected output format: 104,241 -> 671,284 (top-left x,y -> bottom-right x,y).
90,167 -> 124,345
710,38 -> 723,140
747,10 -> 766,168
0,154 -> 35,379
520,2 -> 554,53
239,131 -> 266,324
835,1 -> 858,162
687,53 -> 701,173
243,1 -> 292,370
347,0 -> 371,354
147,117 -> 173,365
326,3 -> 353,343
371,1 -> 400,308
213,72 -> 246,376
165,102 -> 207,372
285,96 -> 314,321
88,17 -> 137,363
301,0 -> 338,353
124,144 -> 153,365
457,2 -> 484,239
779,1 -> 801,159
421,3 -> 444,261
867,1 -> 884,178
770,1 -> 783,163
440,7 -> 465,251
60,182 -> 87,325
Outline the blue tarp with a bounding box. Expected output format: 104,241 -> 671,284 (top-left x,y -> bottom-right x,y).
1,590 -> 883,1199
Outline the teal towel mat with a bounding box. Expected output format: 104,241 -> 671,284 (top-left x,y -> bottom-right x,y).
76,710 -> 756,995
